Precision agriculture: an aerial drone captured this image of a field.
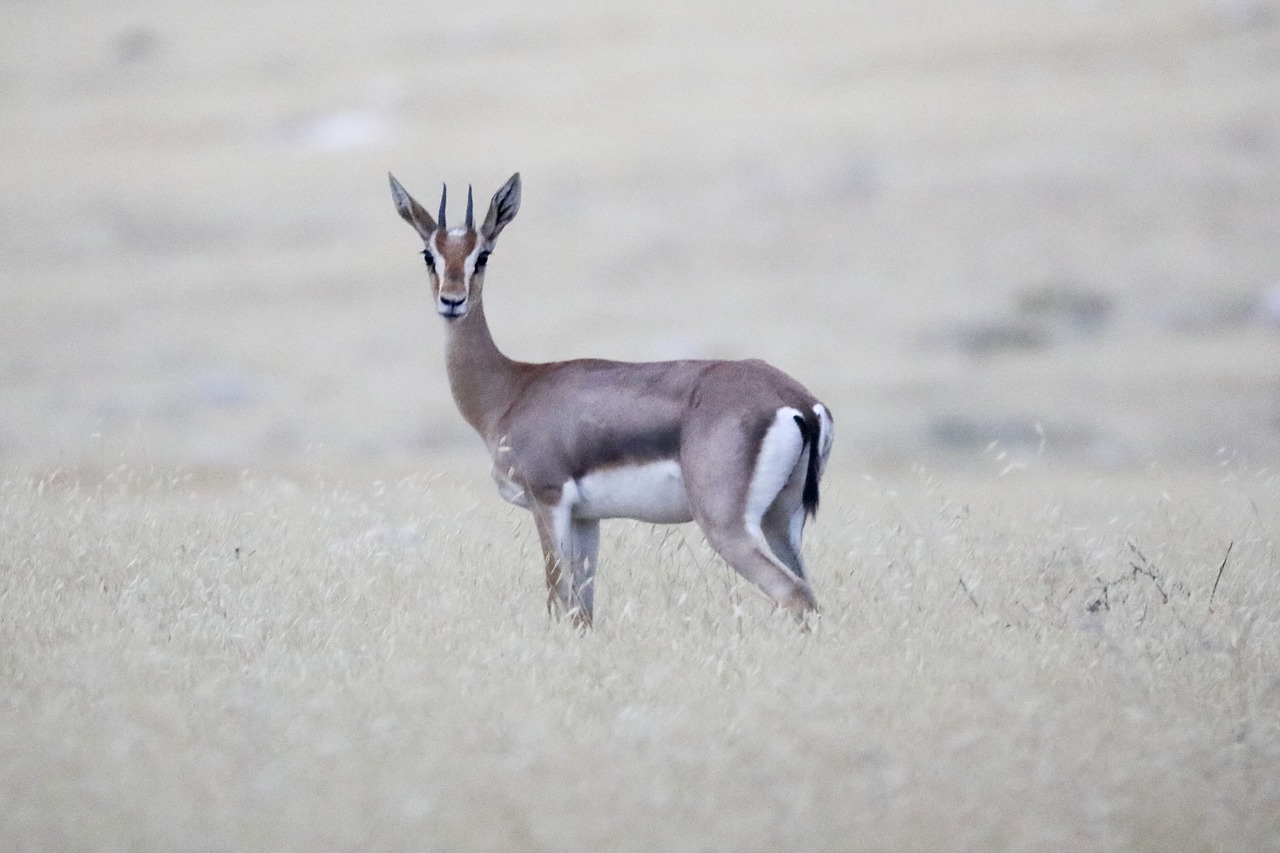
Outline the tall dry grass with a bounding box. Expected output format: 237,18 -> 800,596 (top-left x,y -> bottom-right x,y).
2,461 -> 1277,850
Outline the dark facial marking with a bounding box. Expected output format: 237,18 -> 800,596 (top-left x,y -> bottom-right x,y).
431,230 -> 481,283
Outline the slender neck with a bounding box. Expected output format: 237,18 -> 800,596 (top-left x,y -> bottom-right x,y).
443,298 -> 521,438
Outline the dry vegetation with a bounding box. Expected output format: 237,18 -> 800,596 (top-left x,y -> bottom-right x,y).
2,462 -> 1278,850
3,0 -> 1280,849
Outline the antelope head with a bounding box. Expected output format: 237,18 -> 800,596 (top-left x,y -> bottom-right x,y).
388,172 -> 522,320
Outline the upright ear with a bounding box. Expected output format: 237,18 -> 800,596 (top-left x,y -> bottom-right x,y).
481,173 -> 521,243
389,173 -> 437,240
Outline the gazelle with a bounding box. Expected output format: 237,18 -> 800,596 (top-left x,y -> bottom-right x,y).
388,172 -> 833,627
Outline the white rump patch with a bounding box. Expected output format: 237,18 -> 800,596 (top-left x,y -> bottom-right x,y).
814,403 -> 834,469
571,460 -> 692,524
744,407 -> 806,540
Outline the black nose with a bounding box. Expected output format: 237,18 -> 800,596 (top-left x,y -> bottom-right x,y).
440,295 -> 465,308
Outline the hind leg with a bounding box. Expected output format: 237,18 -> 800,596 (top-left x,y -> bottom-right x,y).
703,524 -> 817,618
682,407 -> 817,618
761,470 -> 809,580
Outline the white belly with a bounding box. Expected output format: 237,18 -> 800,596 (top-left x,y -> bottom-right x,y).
570,460 -> 693,523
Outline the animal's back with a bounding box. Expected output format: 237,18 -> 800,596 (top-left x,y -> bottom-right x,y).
493,357 -> 816,498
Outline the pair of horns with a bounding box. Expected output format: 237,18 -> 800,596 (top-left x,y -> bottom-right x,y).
437,184 -> 474,230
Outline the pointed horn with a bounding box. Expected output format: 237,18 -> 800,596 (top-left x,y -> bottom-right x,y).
438,183 -> 448,230
465,184 -> 474,230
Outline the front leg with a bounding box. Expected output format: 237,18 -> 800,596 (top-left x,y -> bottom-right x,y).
530,502 -> 599,629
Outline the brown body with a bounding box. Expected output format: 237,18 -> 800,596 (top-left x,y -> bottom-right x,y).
390,173 -> 833,627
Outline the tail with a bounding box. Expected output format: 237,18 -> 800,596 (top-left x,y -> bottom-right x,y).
793,413 -> 821,518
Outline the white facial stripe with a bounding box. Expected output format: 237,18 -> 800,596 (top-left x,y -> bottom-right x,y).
426,245 -> 444,275
428,232 -> 482,316
744,407 -> 806,540
463,241 -> 485,280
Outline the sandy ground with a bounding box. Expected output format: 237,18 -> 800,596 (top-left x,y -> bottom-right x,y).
2,1 -> 1280,850
2,0 -> 1278,474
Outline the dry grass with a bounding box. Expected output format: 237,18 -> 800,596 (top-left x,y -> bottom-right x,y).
2,460 -> 1277,851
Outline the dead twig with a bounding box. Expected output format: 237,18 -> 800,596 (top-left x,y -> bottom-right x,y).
1210,541 -> 1233,605
1127,540 -> 1169,604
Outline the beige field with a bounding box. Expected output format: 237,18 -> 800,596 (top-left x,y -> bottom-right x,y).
3,0 -> 1280,849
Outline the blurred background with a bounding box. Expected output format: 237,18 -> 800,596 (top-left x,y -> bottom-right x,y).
2,0 -> 1277,474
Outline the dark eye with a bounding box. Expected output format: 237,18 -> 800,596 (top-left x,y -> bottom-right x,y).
421,249 -> 436,271
475,250 -> 491,269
